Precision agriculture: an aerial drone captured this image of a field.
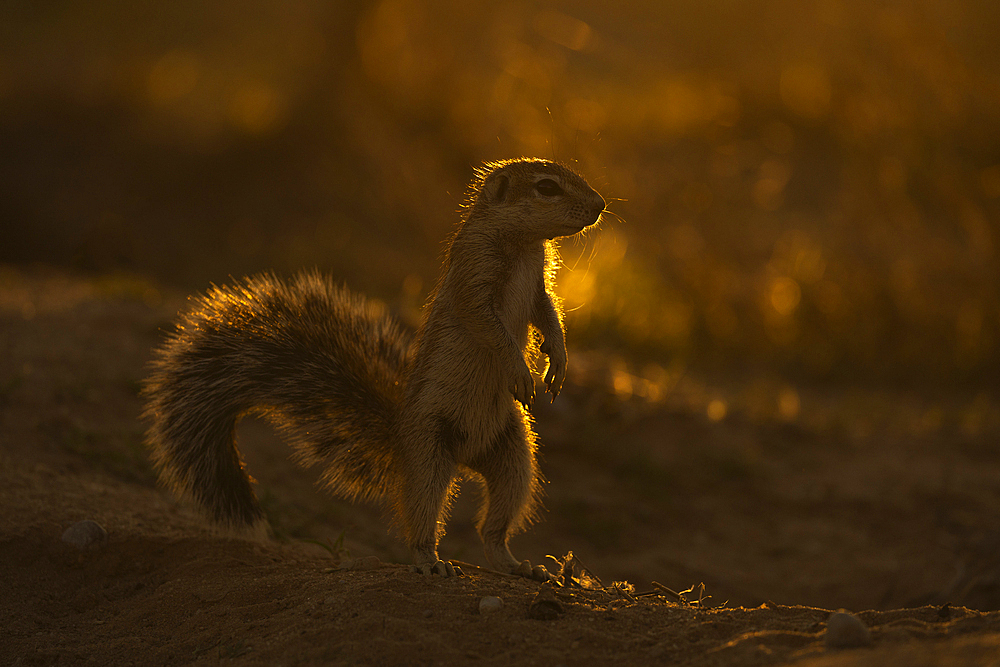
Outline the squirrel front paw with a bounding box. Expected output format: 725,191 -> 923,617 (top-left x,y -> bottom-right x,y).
509,361 -> 535,407
540,340 -> 566,400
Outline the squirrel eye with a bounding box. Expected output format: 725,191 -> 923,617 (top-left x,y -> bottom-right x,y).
535,179 -> 564,196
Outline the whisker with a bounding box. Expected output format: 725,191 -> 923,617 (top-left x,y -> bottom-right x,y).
601,209 -> 627,226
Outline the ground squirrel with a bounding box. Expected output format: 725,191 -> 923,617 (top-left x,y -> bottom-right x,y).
142,158 -> 606,579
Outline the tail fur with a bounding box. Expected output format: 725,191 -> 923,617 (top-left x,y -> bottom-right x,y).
142,272 -> 411,527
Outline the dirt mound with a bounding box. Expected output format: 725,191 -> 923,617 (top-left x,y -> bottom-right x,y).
3,266 -> 1000,665
5,462 -> 1000,667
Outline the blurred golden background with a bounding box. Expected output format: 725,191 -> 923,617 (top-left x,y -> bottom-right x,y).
3,0 -> 999,390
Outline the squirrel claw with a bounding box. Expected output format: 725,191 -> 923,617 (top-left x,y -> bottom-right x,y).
545,381 -> 561,401
511,362 -> 535,408
542,358 -> 566,401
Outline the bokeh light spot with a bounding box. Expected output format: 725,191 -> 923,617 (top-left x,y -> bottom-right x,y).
147,51 -> 200,105
613,369 -> 634,399
778,387 -> 801,421
780,63 -> 832,118
770,277 -> 802,316
229,83 -> 287,135
707,399 -> 728,422
753,160 -> 792,210
981,165 -> 1000,199
534,10 -> 592,51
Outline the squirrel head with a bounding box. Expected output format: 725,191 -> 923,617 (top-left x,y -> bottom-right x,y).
464,158 -> 606,242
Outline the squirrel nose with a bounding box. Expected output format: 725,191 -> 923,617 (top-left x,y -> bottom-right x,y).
589,194 -> 606,222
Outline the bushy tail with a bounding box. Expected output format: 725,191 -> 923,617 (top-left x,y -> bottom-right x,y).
141,272 -> 411,527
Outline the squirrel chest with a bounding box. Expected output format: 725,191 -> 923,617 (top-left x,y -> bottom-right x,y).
495,242 -> 546,349
433,236 -> 546,353
408,239 -> 547,447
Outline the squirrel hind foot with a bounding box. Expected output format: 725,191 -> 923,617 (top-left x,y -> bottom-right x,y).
513,560 -> 554,582
410,560 -> 462,577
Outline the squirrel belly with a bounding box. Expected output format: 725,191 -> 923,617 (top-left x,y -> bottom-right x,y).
142,158 -> 607,579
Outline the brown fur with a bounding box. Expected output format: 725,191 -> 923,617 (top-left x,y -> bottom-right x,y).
142,158 -> 606,578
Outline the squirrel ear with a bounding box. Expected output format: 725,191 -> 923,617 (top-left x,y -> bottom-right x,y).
483,173 -> 509,204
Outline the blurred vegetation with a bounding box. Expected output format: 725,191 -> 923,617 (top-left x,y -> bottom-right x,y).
2,0 -> 999,387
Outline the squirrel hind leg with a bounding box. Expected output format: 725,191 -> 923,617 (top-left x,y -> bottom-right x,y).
394,420 -> 461,575
468,412 -> 550,581
398,469 -> 459,568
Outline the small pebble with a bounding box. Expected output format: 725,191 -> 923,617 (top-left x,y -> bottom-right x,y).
339,555 -> 382,571
61,520 -> 108,550
528,582 -> 563,621
825,610 -> 872,649
479,596 -> 503,614
353,555 -> 382,570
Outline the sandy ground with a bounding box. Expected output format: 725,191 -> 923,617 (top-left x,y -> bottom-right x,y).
3,265 -> 1000,666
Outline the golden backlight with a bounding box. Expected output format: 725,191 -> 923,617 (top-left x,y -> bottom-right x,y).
1,0 -> 998,392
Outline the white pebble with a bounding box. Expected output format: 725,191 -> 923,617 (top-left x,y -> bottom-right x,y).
479,596 -> 503,614
61,520 -> 108,549
825,610 -> 872,649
